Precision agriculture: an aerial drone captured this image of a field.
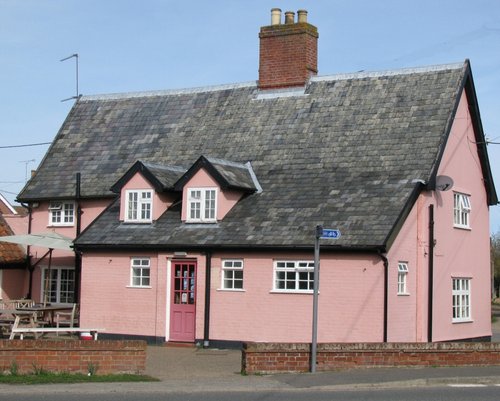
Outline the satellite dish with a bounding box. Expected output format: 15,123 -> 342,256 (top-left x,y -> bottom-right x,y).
436,175 -> 454,191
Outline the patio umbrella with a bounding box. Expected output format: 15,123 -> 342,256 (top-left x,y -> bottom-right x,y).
0,232 -> 73,305
0,232 -> 73,251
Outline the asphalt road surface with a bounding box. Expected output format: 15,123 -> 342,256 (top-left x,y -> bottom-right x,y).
1,386 -> 500,401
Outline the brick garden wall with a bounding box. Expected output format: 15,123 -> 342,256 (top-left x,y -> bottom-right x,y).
242,342 -> 500,374
0,340 -> 146,375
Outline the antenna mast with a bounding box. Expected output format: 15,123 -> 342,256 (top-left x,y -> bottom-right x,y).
60,53 -> 80,102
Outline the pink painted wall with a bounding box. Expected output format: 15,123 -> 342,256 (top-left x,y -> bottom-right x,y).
208,252 -> 384,343
26,199 -> 111,302
430,91 -> 492,341
80,251 -> 171,338
1,269 -> 28,300
387,90 -> 492,342
180,168 -> 243,221
119,172 -> 175,221
80,250 -> 384,343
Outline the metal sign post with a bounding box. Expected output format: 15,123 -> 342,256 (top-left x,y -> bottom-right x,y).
311,225 -> 341,373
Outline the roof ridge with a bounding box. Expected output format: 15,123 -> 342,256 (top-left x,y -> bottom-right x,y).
312,62 -> 465,82
80,81 -> 257,101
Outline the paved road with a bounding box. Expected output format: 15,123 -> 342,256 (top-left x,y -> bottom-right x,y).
0,385 -> 500,401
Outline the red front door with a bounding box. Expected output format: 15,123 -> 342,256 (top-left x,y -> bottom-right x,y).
169,261 -> 196,342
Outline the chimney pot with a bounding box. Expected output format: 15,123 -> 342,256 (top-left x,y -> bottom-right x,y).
271,8 -> 281,25
297,9 -> 308,23
284,11 -> 295,24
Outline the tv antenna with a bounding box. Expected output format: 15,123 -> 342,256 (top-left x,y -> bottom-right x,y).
19,159 -> 36,182
60,53 -> 80,102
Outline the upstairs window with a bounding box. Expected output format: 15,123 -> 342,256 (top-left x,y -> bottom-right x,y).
454,192 -> 471,229
187,188 -> 217,223
274,261 -> 314,293
221,259 -> 244,290
397,262 -> 409,295
49,201 -> 75,226
126,190 -> 152,223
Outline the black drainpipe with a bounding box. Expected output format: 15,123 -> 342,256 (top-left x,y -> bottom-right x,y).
378,251 -> 389,343
203,250 -> 212,348
74,173 -> 82,303
24,203 -> 34,299
428,204 -> 435,342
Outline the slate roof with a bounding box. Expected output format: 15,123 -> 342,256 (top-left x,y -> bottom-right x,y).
0,215 -> 25,266
18,61 -> 497,251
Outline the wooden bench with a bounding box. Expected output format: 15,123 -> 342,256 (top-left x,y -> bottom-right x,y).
10,327 -> 104,340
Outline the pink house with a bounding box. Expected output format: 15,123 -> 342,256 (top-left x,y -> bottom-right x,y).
14,9 -> 497,346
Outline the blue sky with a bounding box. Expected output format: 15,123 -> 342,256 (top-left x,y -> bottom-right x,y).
1,0 -> 500,230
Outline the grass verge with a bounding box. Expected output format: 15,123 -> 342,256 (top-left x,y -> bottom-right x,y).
0,372 -> 159,385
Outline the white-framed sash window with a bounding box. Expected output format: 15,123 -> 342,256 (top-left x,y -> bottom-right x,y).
49,201 -> 75,226
221,259 -> 244,290
187,188 -> 217,223
453,192 -> 471,229
273,261 -> 314,293
125,190 -> 153,223
130,258 -> 151,287
397,262 -> 409,295
452,277 -> 471,322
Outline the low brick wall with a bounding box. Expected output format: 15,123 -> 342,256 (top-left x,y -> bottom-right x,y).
0,340 -> 146,375
242,342 -> 500,374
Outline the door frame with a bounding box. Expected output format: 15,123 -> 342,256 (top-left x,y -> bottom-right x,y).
166,258 -> 198,342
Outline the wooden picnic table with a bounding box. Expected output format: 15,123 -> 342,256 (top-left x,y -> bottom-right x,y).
21,304 -> 74,326
0,309 -> 39,339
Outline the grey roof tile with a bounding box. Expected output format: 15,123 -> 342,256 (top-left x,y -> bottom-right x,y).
19,63 -> 480,249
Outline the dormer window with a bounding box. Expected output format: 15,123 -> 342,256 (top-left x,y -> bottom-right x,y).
125,190 -> 153,223
49,201 -> 75,226
187,188 -> 217,223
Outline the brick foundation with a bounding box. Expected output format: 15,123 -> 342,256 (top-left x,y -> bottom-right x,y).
242,342 -> 500,374
0,340 -> 146,375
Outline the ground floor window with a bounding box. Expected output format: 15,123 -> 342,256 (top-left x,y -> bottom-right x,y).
130,258 -> 151,287
452,277 -> 471,322
221,259 -> 244,290
41,267 -> 75,303
274,261 -> 314,292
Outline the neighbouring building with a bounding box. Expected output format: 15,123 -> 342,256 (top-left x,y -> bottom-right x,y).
0,194 -> 28,301
12,9 -> 497,346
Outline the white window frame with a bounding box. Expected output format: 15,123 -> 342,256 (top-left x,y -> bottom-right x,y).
125,190 -> 153,223
273,261 -> 315,293
221,259 -> 244,290
452,277 -> 472,322
187,188 -> 217,223
130,258 -> 151,288
41,267 -> 75,303
397,262 -> 409,295
453,192 -> 471,229
48,201 -> 75,226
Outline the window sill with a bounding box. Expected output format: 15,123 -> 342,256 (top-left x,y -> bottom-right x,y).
452,319 -> 473,324
126,286 -> 152,289
216,288 -> 246,292
397,293 -> 410,296
453,225 -> 471,231
123,220 -> 153,224
47,224 -> 74,228
270,290 -> 314,295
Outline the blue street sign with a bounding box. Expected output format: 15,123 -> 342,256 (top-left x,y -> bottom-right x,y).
321,228 -> 341,239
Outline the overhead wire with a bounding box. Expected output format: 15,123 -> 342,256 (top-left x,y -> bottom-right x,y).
0,142 -> 51,149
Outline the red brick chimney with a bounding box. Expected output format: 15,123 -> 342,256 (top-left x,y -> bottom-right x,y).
258,9 -> 318,90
